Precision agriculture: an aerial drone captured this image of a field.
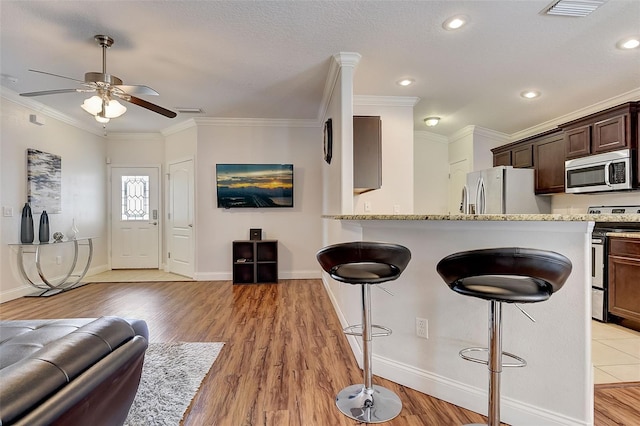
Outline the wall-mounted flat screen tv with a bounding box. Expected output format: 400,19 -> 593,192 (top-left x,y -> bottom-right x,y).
216,164 -> 294,208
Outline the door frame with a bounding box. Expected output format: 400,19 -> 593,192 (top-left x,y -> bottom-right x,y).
107,164 -> 162,270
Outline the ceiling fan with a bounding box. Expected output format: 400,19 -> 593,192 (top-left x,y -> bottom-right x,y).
20,35 -> 176,121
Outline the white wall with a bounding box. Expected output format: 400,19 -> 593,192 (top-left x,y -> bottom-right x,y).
1,95 -> 108,302
414,130 -> 449,214
353,96 -> 417,215
192,120 -> 323,281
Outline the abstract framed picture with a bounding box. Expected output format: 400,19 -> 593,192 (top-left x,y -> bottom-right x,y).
27,148 -> 62,213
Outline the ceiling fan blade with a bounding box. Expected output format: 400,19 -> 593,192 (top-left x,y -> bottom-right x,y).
29,69 -> 84,83
123,95 -> 177,118
20,88 -> 79,97
115,84 -> 159,96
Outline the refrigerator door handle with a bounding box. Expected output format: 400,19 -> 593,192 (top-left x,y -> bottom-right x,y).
476,177 -> 486,214
460,185 -> 468,213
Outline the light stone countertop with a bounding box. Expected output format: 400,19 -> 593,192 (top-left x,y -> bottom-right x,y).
324,213 -> 640,222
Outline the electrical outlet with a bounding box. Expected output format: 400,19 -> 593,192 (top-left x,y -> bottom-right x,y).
364,201 -> 371,212
416,317 -> 428,339
393,204 -> 400,214
56,256 -> 62,265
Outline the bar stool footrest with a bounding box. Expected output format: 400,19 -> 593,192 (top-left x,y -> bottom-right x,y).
459,347 -> 527,368
344,324 -> 392,337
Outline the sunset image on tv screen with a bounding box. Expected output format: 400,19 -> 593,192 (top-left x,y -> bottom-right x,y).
216,164 -> 293,208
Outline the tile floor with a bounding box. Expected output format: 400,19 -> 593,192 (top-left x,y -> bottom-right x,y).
592,320 -> 640,384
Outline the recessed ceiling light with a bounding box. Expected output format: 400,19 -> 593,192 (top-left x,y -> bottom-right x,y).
520,90 -> 541,99
616,37 -> 640,50
424,117 -> 440,127
397,79 -> 415,87
442,15 -> 469,31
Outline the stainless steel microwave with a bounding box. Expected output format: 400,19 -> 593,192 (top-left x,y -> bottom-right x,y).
565,149 -> 632,193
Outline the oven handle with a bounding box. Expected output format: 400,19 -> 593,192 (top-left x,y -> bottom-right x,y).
592,246 -> 596,278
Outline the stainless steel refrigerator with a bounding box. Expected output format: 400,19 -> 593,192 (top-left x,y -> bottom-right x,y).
462,166 -> 551,214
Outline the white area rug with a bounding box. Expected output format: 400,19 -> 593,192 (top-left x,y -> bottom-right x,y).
124,342 -> 224,426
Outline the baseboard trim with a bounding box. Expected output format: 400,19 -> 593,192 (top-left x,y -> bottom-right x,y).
193,270 -> 322,281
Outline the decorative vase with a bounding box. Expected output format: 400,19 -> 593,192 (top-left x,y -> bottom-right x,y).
39,210 -> 50,243
20,203 -> 34,244
70,218 -> 79,240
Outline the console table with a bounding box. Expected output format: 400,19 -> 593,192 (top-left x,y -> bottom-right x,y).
9,238 -> 95,297
232,240 -> 278,284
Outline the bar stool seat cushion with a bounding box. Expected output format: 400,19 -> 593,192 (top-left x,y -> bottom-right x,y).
437,247 -> 572,304
317,242 -> 411,285
450,275 -> 554,303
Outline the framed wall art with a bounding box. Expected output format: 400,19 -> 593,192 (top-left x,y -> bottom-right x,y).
27,148 -> 62,213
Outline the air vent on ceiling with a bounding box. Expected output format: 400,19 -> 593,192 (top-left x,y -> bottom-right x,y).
175,108 -> 203,114
542,0 -> 608,17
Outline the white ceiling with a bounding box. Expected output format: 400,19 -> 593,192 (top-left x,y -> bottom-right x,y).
1,0 -> 639,137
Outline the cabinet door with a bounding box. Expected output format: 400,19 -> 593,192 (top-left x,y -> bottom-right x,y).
493,151 -> 511,167
593,114 -> 628,154
534,133 -> 565,194
513,144 -> 533,168
353,116 -> 382,194
564,125 -> 591,159
609,255 -> 640,322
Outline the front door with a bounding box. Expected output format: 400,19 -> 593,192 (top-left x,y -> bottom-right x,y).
110,167 -> 160,269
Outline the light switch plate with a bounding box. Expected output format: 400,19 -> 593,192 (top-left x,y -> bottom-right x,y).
3,206 -> 13,217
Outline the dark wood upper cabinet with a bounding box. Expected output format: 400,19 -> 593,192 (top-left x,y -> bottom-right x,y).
564,125 -> 591,158
513,144 -> 533,168
493,150 -> 511,167
533,131 -> 565,194
353,116 -> 382,194
593,114 -> 629,154
561,102 -> 637,160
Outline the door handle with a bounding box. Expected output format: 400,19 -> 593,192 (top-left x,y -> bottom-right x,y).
149,222 -> 158,226
188,224 -> 193,228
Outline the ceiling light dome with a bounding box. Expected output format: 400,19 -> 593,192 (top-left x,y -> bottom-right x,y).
443,15 -> 469,31
616,37 -> 640,50
520,90 -> 541,99
424,117 -> 440,127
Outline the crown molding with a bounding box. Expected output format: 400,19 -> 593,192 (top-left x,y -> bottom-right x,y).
191,117 -> 320,128
107,132 -> 164,141
414,130 -> 449,145
510,87 -> 640,141
1,86 -> 105,137
354,95 -> 420,107
161,118 -> 197,136
332,52 -> 362,69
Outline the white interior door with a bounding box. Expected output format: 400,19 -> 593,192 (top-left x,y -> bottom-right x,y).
168,159 -> 194,277
111,167 -> 160,269
448,159 -> 469,214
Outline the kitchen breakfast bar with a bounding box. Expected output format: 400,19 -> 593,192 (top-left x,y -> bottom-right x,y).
321,213 -> 640,426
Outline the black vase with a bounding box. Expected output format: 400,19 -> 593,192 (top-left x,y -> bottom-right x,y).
39,210 -> 50,243
20,203 -> 34,244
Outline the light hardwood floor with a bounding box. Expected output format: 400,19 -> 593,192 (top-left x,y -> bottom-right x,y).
1,279 -> 638,425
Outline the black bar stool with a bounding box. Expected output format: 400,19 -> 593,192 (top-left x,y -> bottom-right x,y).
317,241 -> 411,423
436,247 -> 571,426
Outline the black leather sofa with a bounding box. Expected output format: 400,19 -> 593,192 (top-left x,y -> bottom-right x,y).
0,317 -> 148,426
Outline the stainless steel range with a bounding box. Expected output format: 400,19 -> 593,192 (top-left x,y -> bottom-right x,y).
589,205 -> 640,322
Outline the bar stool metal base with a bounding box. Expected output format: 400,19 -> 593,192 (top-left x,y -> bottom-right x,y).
336,384 -> 402,424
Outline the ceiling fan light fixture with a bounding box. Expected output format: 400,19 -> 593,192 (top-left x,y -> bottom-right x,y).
81,95 -> 126,119
95,115 -> 110,124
